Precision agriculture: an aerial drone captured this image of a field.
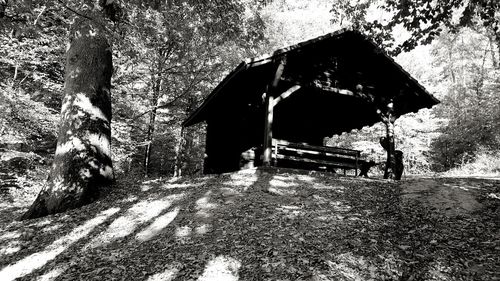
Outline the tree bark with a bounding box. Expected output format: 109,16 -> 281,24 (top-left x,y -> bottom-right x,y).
21,17 -> 114,220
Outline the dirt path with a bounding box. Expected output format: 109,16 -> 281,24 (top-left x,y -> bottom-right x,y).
401,177 -> 499,216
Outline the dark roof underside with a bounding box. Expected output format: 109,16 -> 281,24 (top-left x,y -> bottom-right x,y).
184,29 -> 439,139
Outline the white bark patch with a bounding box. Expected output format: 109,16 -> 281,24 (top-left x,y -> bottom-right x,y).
73,93 -> 109,123
55,137 -> 85,157
68,68 -> 81,79
197,256 -> 241,281
99,165 -> 113,179
0,208 -> 119,281
50,176 -> 67,192
87,133 -> 111,158
79,168 -> 91,179
60,96 -> 72,115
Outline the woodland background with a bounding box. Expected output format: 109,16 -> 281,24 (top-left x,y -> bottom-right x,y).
1,0 -> 499,199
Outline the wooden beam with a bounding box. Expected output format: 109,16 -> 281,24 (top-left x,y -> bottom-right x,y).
272,85 -> 301,107
280,79 -> 375,102
312,83 -> 356,97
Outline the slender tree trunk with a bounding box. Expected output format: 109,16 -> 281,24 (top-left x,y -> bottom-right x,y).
143,106 -> 157,177
21,17 -> 113,220
143,77 -> 161,177
173,127 -> 186,177
383,121 -> 395,179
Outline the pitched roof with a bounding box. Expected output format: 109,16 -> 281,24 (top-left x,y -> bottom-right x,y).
183,29 -> 439,133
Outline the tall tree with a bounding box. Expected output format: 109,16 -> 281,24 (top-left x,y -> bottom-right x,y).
21,0 -> 121,220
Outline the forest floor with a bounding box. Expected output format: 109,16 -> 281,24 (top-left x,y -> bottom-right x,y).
0,168 -> 499,281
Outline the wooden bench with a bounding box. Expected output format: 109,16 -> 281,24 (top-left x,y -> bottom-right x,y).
271,138 -> 361,176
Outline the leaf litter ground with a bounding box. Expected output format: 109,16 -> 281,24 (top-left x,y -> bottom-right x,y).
0,168 -> 499,280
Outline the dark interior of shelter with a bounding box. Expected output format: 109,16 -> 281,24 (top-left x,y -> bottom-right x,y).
183,29 -> 439,174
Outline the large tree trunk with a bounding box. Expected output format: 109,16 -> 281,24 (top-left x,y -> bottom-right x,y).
21,18 -> 114,220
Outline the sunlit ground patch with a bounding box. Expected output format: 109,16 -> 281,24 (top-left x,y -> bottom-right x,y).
276,205 -> 304,219
136,207 -> 180,242
120,195 -> 138,203
146,265 -> 180,281
31,218 -> 53,228
41,224 -> 63,233
86,194 -> 184,248
219,187 -> 242,204
35,264 -> 69,281
0,207 -> 119,281
322,252 -> 374,280
443,183 -> 481,191
296,174 -> 316,182
0,241 -> 21,255
141,184 -> 154,192
269,178 -> 298,188
197,256 -> 241,281
161,182 -> 204,190
268,186 -> 297,196
312,183 -> 345,191
175,226 -> 192,242
223,170 -> 258,189
195,224 -> 210,235
0,231 -> 21,241
196,191 -> 217,218
312,195 -> 352,212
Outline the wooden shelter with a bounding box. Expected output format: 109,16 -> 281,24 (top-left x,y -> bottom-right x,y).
183,29 -> 439,174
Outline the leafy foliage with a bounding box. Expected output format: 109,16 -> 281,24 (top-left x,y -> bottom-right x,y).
428,28 -> 500,171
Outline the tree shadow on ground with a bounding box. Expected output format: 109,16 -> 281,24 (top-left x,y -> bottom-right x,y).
0,169 -> 498,280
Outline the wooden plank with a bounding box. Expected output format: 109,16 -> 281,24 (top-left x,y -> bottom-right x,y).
275,154 -> 358,169
271,138 -> 362,174
272,85 -> 301,107
276,146 -> 358,160
273,139 -> 360,156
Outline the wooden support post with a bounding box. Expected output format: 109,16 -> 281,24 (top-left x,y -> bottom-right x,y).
377,99 -> 397,179
384,120 -> 396,179
355,151 -> 359,176
262,57 -> 286,166
263,93 -> 274,166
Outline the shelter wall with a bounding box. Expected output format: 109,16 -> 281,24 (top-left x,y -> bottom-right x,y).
204,107 -> 263,174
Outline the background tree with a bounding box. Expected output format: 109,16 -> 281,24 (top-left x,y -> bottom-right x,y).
109,0 -> 266,178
